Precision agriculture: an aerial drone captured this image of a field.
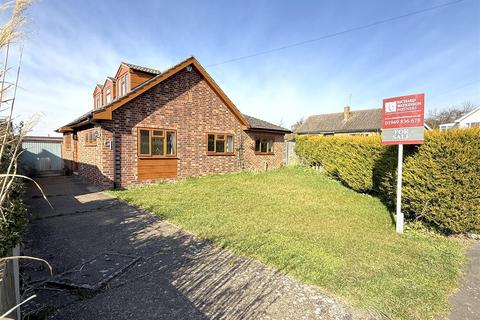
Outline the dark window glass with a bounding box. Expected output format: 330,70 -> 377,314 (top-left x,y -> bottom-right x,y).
208,134 -> 215,152
167,132 -> 175,155
260,141 -> 267,153
216,140 -> 225,153
151,136 -> 164,155
153,130 -> 163,136
140,130 -> 150,155
255,140 -> 260,152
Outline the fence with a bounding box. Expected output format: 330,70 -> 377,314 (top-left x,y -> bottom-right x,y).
285,140 -> 299,166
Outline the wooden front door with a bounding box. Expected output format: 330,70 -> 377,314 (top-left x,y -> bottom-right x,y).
73,139 -> 79,171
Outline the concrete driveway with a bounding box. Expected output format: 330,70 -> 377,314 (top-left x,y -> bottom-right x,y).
20,176 -> 362,320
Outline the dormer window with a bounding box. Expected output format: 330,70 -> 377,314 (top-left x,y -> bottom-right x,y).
95,93 -> 102,109
105,89 -> 112,104
117,74 -> 129,97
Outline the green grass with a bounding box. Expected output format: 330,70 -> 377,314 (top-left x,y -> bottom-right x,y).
109,167 -> 466,319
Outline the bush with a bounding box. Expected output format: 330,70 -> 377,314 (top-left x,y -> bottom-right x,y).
295,135 -> 384,192
295,129 -> 480,234
401,129 -> 480,233
0,122 -> 28,257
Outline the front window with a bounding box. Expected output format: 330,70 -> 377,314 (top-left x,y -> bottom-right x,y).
255,138 -> 274,154
207,133 -> 234,155
138,128 -> 176,157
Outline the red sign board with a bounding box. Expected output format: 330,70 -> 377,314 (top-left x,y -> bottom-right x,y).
381,93 -> 425,145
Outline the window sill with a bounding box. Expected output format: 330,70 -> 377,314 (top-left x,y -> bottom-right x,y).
207,152 -> 235,156
138,156 -> 178,159
255,152 -> 275,155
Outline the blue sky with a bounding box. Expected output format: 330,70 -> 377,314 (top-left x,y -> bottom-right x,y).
10,0 -> 480,135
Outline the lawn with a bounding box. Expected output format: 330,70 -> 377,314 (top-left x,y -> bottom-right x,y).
109,167 -> 466,319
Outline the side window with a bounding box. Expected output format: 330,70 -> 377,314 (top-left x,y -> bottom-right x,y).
207,134 -> 234,155
255,138 -> 274,154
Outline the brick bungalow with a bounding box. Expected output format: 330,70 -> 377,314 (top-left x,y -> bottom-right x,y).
56,57 -> 290,188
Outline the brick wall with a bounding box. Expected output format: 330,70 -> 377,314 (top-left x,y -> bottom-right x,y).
111,67 -> 244,187
62,128 -> 114,188
242,131 -> 285,171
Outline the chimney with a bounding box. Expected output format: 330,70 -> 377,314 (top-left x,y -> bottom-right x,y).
343,105 -> 351,121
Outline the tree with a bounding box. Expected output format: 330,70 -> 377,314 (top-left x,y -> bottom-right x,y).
426,101 -> 477,129
291,117 -> 304,132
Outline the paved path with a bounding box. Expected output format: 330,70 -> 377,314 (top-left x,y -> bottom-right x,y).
21,176 -> 367,320
449,241 -> 480,320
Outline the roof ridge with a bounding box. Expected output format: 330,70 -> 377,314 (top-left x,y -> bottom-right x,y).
121,61 -> 162,74
307,107 -> 380,118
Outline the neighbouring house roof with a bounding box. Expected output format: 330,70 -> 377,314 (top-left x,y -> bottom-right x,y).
57,57 -> 288,134
455,106 -> 480,122
243,114 -> 291,133
121,62 -> 162,75
296,108 -> 382,134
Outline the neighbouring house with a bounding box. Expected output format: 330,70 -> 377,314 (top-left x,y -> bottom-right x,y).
56,56 -> 290,189
439,106 -> 480,131
296,106 -> 431,136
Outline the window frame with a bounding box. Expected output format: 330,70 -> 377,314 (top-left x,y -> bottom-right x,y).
206,133 -> 235,156
254,137 -> 274,155
95,93 -> 102,109
137,127 -> 177,158
117,73 -> 129,97
84,129 -> 98,147
105,89 -> 112,104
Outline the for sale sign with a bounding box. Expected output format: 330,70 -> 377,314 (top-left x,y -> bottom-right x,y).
381,93 -> 425,145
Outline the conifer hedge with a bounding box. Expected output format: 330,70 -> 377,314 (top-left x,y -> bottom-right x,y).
295,129 -> 480,234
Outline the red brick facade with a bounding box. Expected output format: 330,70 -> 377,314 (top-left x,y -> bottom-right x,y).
61,63 -> 287,189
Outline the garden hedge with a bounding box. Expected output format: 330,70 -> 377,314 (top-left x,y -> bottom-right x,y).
295,129 -> 480,234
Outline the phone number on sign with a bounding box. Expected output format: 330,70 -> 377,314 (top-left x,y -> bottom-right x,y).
384,118 -> 422,126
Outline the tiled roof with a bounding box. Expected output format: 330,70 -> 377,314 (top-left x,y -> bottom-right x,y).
296,108 -> 382,134
122,62 -> 161,75
63,110 -> 94,128
243,114 -> 291,133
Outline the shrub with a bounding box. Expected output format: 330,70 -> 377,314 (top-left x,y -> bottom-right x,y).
295,129 -> 480,234
295,135 -> 384,192
401,129 -> 480,233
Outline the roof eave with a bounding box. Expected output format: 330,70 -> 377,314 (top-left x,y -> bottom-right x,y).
246,128 -> 291,134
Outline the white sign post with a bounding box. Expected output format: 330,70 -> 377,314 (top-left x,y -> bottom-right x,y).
396,144 -> 404,234
382,93 -> 425,234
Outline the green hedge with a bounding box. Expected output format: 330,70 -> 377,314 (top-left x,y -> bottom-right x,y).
295,135 -> 384,192
295,129 -> 480,234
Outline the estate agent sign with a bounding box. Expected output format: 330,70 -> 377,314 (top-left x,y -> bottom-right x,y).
381,93 -> 425,145
381,93 -> 425,234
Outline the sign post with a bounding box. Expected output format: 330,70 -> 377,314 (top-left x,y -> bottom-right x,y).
396,144 -> 403,233
381,93 -> 425,234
